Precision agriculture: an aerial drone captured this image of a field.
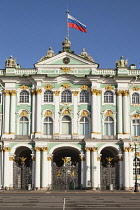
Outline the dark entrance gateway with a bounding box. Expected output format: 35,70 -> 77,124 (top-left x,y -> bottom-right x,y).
52,147 -> 81,190
13,147 -> 32,189
100,147 -> 119,190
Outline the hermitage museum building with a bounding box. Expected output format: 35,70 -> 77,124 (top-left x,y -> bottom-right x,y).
0,38 -> 140,191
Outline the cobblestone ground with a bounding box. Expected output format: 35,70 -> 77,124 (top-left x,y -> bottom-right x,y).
0,191 -> 140,210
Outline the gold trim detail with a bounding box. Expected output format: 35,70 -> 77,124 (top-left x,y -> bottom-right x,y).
20,110 -> 28,117
36,89 -> 42,95
123,147 -> 129,152
133,114 -> 140,118
54,91 -> 60,96
81,110 -> 88,117
72,91 -> 79,96
91,89 -> 97,95
44,110 -> 52,117
10,90 -> 17,96
42,147 -> 48,152
80,85 -> 88,90
80,157 -> 85,161
105,110 -> 113,117
31,157 -> 35,161
34,147 -> 41,152
116,90 -> 123,96
62,157 -> 71,162
91,147 -> 98,152
47,157 -> 53,161
123,90 -> 129,96
4,90 -> 10,96
106,157 -> 113,163
62,83 -> 70,89
20,157 -> 26,163
96,90 -> 102,96
54,133 -> 59,135
118,157 -> 123,161
20,85 -> 28,90
85,147 -> 91,152
105,85 -> 114,90
73,133 -> 78,135
61,67 -> 71,73
97,157 -> 101,161
135,152 -> 140,157
44,84 -> 53,90
132,86 -> 140,91
31,90 -> 36,95
3,147 -> 10,152
9,157 -> 15,161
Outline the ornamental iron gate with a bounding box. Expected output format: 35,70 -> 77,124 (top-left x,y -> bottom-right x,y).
100,157 -> 119,190
52,157 -> 79,190
13,157 -> 32,190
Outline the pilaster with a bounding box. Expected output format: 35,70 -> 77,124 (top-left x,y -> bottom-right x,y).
54,91 -> 60,136
91,147 -> 98,190
85,147 -> 91,188
35,89 -> 42,138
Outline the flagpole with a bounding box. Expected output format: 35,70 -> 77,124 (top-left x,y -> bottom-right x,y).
66,10 -> 69,40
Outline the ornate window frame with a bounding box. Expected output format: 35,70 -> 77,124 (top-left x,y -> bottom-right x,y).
16,109 -> 31,135
102,88 -> 116,106
17,88 -> 31,106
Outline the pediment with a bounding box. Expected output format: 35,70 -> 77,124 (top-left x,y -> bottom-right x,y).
35,51 -> 98,67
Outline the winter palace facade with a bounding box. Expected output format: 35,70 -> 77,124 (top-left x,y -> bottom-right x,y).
0,38 -> 140,190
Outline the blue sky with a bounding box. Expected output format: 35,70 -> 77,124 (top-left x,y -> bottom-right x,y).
0,0 -> 140,69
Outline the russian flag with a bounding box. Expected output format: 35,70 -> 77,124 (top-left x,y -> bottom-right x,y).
68,14 -> 87,33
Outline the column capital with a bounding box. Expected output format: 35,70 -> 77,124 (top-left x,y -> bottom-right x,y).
9,157 -> 15,161
96,90 -> 102,96
122,90 -> 129,96
123,147 -> 129,152
91,89 -> 97,95
36,89 -> 42,95
47,156 -> 53,161
41,147 -> 48,152
116,90 -> 123,96
72,91 -> 79,96
3,147 -> 10,152
34,147 -> 41,152
97,157 -> 101,161
85,147 -> 91,152
10,90 -> 17,96
54,90 -> 60,96
4,90 -> 10,96
31,90 -> 36,95
91,147 -> 98,152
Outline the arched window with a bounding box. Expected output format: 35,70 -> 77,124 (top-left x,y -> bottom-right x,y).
132,119 -> 140,136
104,91 -> 113,103
43,117 -> 53,135
132,93 -> 139,104
20,90 -> 29,103
62,116 -> 71,134
19,116 -> 29,135
61,90 -> 72,103
80,117 -> 89,135
44,90 -> 53,102
80,90 -> 89,103
104,116 -> 114,135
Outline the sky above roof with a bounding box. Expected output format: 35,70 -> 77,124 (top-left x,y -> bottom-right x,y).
0,0 -> 140,69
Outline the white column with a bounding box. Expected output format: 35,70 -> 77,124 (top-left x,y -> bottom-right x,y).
3,90 -> 10,135
35,89 -> 42,138
129,149 -> 133,188
123,91 -> 129,135
31,90 -> 36,137
42,147 -> 47,188
47,155 -> 53,189
9,156 -> 14,189
91,147 -> 98,190
96,91 -> 102,138
117,154 -> 123,189
117,91 -> 123,135
85,148 -> 91,188
31,154 -> 35,189
10,90 -> 16,135
97,155 -> 102,189
54,91 -> 60,135
123,147 -> 129,189
0,148 -> 3,189
73,91 -> 78,136
3,147 -> 10,188
91,90 -> 97,137
80,154 -> 85,189
35,147 -> 41,189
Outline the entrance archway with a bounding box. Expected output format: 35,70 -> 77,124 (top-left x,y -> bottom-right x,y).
13,146 -> 32,189
52,147 -> 81,190
100,147 -> 119,190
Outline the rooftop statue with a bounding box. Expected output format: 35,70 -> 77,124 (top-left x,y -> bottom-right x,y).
79,48 -> 94,62
5,55 -> 20,68
39,47 -> 55,62
116,56 -> 128,68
